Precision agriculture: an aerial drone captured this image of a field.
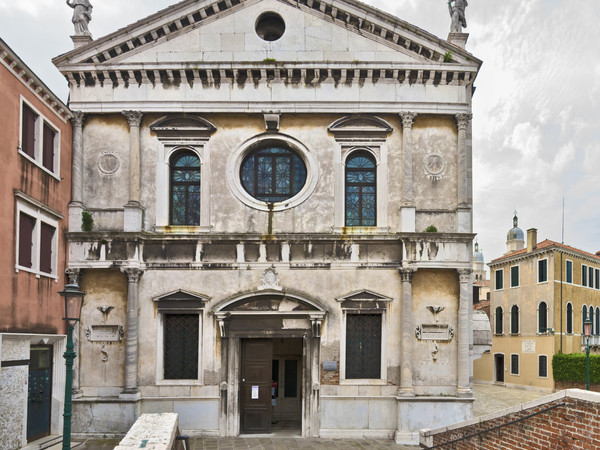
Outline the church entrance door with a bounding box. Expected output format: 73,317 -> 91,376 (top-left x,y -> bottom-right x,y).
240,339 -> 273,434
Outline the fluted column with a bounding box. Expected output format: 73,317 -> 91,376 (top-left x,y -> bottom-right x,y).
122,111 -> 144,232
66,267 -> 82,397
457,269 -> 472,396
400,112 -> 417,232
399,267 -> 416,395
120,267 -> 143,398
68,112 -> 85,232
455,114 -> 472,233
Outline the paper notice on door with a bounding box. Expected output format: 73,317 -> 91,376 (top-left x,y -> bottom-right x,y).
251,385 -> 259,399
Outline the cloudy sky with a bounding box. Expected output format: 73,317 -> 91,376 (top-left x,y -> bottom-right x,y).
1,0 -> 598,266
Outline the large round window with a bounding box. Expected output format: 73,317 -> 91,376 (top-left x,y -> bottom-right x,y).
240,145 -> 307,203
255,12 -> 286,41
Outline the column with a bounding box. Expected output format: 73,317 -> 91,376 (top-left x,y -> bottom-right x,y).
68,112 -> 85,232
457,268 -> 472,396
120,267 -> 143,398
122,111 -> 144,232
65,267 -> 82,397
455,113 -> 472,233
398,267 -> 416,395
399,112 -> 417,232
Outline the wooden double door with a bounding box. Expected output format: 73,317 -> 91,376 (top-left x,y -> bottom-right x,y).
240,338 -> 302,434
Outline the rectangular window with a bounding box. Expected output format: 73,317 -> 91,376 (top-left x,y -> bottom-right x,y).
21,103 -> 38,158
510,354 -> 519,375
16,197 -> 59,278
538,259 -> 548,283
596,269 -> 599,291
495,269 -> 504,290
582,265 -> 588,287
19,99 -> 60,176
539,355 -> 548,378
346,313 -> 381,379
42,123 -> 56,172
589,267 -> 595,289
510,265 -> 519,288
18,213 -> 35,268
566,260 -> 573,283
163,314 -> 199,380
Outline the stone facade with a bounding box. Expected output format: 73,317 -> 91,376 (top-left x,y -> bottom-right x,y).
0,37 -> 72,447
53,0 -> 482,444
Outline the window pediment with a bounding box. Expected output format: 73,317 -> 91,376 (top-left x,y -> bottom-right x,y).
328,115 -> 393,140
153,289 -> 210,311
337,289 -> 392,310
150,115 -> 216,140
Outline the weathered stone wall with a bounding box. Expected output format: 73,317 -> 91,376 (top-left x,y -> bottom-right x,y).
0,338 -> 28,450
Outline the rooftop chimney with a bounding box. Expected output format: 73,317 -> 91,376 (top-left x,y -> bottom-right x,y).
527,228 -> 537,253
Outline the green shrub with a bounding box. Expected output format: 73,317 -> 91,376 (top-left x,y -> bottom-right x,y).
425,225 -> 438,233
552,353 -> 600,384
81,210 -> 94,232
443,51 -> 453,63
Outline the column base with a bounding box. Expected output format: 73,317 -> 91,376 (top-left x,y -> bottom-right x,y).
68,202 -> 85,232
124,202 -> 144,232
119,390 -> 141,401
397,387 -> 415,397
456,387 -> 472,398
400,206 -> 416,232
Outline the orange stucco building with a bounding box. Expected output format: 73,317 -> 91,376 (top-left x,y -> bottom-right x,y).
0,37 -> 73,448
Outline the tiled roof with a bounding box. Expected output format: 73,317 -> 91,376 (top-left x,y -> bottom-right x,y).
491,239 -> 600,264
473,300 -> 490,311
474,280 -> 490,288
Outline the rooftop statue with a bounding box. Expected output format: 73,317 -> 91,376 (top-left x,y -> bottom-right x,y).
448,0 -> 468,33
67,0 -> 93,36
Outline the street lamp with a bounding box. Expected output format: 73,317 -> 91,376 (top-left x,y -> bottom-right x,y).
584,314 -> 592,391
58,283 -> 86,450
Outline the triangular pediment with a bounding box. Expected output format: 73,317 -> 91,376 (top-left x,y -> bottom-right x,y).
54,0 -> 480,70
336,289 -> 392,303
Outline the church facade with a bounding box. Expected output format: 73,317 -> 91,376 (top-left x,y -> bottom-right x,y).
53,0 -> 481,443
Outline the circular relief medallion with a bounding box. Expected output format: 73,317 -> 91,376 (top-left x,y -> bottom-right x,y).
98,152 -> 120,175
424,153 -> 446,181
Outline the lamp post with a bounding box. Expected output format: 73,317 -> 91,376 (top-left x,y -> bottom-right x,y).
584,314 -> 592,391
58,283 -> 86,450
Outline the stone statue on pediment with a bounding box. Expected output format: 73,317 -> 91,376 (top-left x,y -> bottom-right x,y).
448,0 -> 468,33
67,0 -> 93,36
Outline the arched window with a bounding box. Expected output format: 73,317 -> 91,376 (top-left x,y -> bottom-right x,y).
495,306 -> 503,335
170,151 -> 201,225
583,305 -> 588,334
240,145 -> 307,203
590,307 -> 595,335
596,307 -> 599,336
510,305 -> 519,334
566,302 -> 573,334
345,151 -> 376,226
538,302 -> 548,333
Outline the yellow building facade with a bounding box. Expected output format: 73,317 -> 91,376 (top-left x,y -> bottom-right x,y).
474,224 -> 600,391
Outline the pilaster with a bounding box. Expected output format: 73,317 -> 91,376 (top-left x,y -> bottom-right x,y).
65,268 -> 83,398
122,111 -> 144,232
457,268 -> 472,396
400,112 -> 417,232
120,267 -> 143,399
398,267 -> 416,395
455,113 -> 472,233
69,112 -> 85,232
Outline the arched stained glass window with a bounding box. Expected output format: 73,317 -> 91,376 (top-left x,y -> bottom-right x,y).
170,151 -> 200,225
240,146 -> 307,203
345,152 -> 376,226
538,301 -> 548,333
566,303 -> 573,334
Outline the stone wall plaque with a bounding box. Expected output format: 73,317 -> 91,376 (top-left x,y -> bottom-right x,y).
522,340 -> 536,353
323,361 -> 338,371
86,324 -> 124,342
415,324 -> 454,342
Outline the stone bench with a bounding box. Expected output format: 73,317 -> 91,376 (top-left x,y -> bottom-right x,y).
114,413 -> 184,450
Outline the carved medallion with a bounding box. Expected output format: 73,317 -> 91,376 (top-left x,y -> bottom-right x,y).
98,152 -> 120,175
259,266 -> 282,291
423,152 -> 446,181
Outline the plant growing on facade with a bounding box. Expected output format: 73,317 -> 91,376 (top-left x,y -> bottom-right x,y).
425,225 -> 438,233
443,51 -> 453,63
81,210 -> 94,232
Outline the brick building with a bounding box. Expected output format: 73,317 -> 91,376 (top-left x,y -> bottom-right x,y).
0,37 -> 73,448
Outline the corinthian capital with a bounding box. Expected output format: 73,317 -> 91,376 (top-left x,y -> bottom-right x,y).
458,268 -> 472,283
400,112 -> 418,129
65,267 -> 81,285
121,267 -> 143,283
70,111 -> 85,128
455,113 -> 473,131
399,267 -> 417,283
122,110 -> 143,128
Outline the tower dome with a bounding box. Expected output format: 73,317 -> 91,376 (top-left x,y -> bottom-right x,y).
474,241 -> 484,263
473,241 -> 486,281
506,213 -> 525,253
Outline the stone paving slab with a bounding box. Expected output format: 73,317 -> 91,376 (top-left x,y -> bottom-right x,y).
190,438 -> 418,449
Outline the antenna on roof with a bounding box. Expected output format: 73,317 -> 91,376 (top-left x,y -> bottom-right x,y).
561,197 -> 565,245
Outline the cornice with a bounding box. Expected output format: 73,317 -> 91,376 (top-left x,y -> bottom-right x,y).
1,38 -> 71,122
489,246 -> 600,268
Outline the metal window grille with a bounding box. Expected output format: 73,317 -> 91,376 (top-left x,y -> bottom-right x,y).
164,314 -> 199,380
538,355 -> 548,377
346,313 -> 381,379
